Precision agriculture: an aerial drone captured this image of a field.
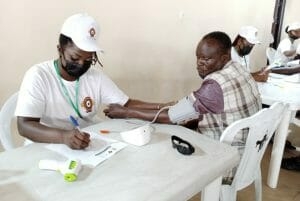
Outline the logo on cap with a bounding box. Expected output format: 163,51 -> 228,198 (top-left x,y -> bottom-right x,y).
89,28 -> 96,38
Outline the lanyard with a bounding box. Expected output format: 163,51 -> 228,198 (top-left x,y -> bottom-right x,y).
243,56 -> 248,69
54,60 -> 82,118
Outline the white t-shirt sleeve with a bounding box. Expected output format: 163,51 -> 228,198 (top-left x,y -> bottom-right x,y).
15,66 -> 46,117
99,72 -> 129,106
277,38 -> 292,54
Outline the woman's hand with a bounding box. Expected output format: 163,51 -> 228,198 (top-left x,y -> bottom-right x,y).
103,104 -> 128,119
62,129 -> 90,149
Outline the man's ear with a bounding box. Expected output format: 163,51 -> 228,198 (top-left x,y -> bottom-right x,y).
221,53 -> 230,63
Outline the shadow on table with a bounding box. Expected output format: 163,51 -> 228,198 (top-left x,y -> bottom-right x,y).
0,178 -> 38,201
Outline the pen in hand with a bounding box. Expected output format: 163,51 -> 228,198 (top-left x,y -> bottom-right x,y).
69,115 -> 83,133
69,115 -> 90,149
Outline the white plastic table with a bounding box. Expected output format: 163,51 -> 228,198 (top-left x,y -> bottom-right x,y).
0,119 -> 239,201
257,73 -> 300,188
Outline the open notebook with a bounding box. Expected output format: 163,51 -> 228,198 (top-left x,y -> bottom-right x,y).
46,132 -> 127,167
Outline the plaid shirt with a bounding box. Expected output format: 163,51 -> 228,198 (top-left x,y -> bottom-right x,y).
195,60 -> 261,182
197,60 -> 261,142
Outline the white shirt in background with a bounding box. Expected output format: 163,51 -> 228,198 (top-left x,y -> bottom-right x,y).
231,47 -> 250,71
277,38 -> 299,60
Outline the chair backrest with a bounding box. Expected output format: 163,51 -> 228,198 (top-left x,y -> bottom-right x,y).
266,47 -> 289,67
220,102 -> 287,190
0,92 -> 19,150
266,47 -> 276,65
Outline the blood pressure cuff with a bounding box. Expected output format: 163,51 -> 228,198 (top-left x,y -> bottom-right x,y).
168,93 -> 200,124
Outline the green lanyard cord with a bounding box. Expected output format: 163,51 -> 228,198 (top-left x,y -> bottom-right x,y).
54,60 -> 82,118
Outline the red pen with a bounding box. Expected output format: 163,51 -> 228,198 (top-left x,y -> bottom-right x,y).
100,130 -> 110,134
99,130 -> 120,134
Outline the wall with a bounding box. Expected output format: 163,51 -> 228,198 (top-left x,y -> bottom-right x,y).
281,0 -> 300,41
0,0 -> 277,107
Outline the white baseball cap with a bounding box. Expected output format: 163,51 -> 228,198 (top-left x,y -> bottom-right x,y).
61,13 -> 101,52
287,22 -> 300,32
238,26 -> 260,44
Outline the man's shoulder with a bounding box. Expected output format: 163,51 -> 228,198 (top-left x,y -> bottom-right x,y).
209,61 -> 245,78
280,38 -> 291,44
278,38 -> 292,49
207,62 -> 253,85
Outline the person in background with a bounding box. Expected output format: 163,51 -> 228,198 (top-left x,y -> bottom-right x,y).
277,22 -> 300,59
281,155 -> 300,171
15,13 -> 170,150
271,22 -> 300,75
104,32 -> 262,183
231,26 -> 270,82
232,26 -> 298,152
272,22 -> 300,170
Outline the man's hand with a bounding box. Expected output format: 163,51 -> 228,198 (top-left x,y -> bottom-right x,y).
252,67 -> 270,82
62,129 -> 90,149
103,104 -> 128,119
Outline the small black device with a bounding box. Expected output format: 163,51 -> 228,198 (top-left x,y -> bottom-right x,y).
171,135 -> 195,155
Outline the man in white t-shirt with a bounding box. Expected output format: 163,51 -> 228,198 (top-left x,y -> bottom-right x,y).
231,26 -> 270,82
15,13 -> 166,149
276,22 -> 300,169
272,22 -> 300,75
277,22 -> 300,59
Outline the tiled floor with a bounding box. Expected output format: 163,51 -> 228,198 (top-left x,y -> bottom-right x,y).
188,123 -> 300,201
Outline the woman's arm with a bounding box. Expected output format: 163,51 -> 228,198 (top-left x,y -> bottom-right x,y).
17,117 -> 90,149
103,104 -> 172,123
124,99 -> 176,110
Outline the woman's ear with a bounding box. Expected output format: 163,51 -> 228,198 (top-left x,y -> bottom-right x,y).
57,45 -> 61,52
57,45 -> 62,57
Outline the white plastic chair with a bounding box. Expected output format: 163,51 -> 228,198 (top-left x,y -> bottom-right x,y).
219,102 -> 287,201
266,47 -> 289,68
266,47 -> 276,65
0,92 -> 19,150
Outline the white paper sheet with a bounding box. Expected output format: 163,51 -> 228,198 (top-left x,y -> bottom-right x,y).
45,132 -> 127,167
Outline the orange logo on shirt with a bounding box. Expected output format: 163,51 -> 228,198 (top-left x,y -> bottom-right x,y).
81,97 -> 93,113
